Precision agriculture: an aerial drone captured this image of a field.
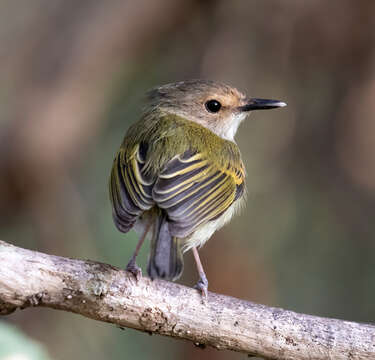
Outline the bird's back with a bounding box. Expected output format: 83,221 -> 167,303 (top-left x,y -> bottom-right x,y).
110,110 -> 245,236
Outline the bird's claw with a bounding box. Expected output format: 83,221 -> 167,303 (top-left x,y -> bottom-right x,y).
126,258 -> 142,282
194,273 -> 208,299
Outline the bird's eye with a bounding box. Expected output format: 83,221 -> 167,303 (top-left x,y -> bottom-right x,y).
205,99 -> 222,113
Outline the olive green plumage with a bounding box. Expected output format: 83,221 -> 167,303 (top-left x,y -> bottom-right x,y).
110,108 -> 245,281
109,79 -> 285,291
121,109 -> 244,177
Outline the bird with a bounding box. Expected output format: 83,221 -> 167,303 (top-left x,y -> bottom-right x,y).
109,79 -> 286,297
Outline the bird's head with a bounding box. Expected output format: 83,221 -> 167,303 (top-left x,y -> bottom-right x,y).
147,79 -> 286,141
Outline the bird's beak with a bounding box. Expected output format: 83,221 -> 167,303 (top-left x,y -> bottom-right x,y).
238,98 -> 287,112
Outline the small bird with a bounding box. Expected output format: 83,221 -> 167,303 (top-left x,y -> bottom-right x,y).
109,80 -> 286,297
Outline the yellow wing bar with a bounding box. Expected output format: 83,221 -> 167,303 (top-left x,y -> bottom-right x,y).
110,143 -> 155,233
153,150 -> 244,238
110,144 -> 245,237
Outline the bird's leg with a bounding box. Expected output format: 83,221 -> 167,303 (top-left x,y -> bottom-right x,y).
192,247 -> 208,298
126,220 -> 152,281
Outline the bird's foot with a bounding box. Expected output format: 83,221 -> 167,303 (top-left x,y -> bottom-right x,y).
125,257 -> 142,281
194,272 -> 208,299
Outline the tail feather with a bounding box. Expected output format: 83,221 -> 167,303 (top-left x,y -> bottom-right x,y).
147,213 -> 184,281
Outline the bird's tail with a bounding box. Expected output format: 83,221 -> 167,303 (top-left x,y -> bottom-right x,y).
147,212 -> 184,281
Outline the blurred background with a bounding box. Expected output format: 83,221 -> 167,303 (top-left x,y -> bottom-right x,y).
1,0 -> 375,359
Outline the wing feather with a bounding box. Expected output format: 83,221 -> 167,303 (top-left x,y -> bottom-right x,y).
110,142 -> 245,237
153,150 -> 244,238
110,144 -> 155,233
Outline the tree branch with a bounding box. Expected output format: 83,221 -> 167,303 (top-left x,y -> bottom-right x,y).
0,240 -> 374,359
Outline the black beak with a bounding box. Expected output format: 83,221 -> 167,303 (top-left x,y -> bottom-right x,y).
238,98 -> 287,112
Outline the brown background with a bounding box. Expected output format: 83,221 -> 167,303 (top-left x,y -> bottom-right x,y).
1,1 -> 375,359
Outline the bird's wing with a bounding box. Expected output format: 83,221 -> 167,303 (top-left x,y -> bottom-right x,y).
110,142 -> 155,233
153,149 -> 245,238
110,143 -> 244,237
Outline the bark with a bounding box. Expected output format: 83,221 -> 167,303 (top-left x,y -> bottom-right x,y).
0,240 -> 374,359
